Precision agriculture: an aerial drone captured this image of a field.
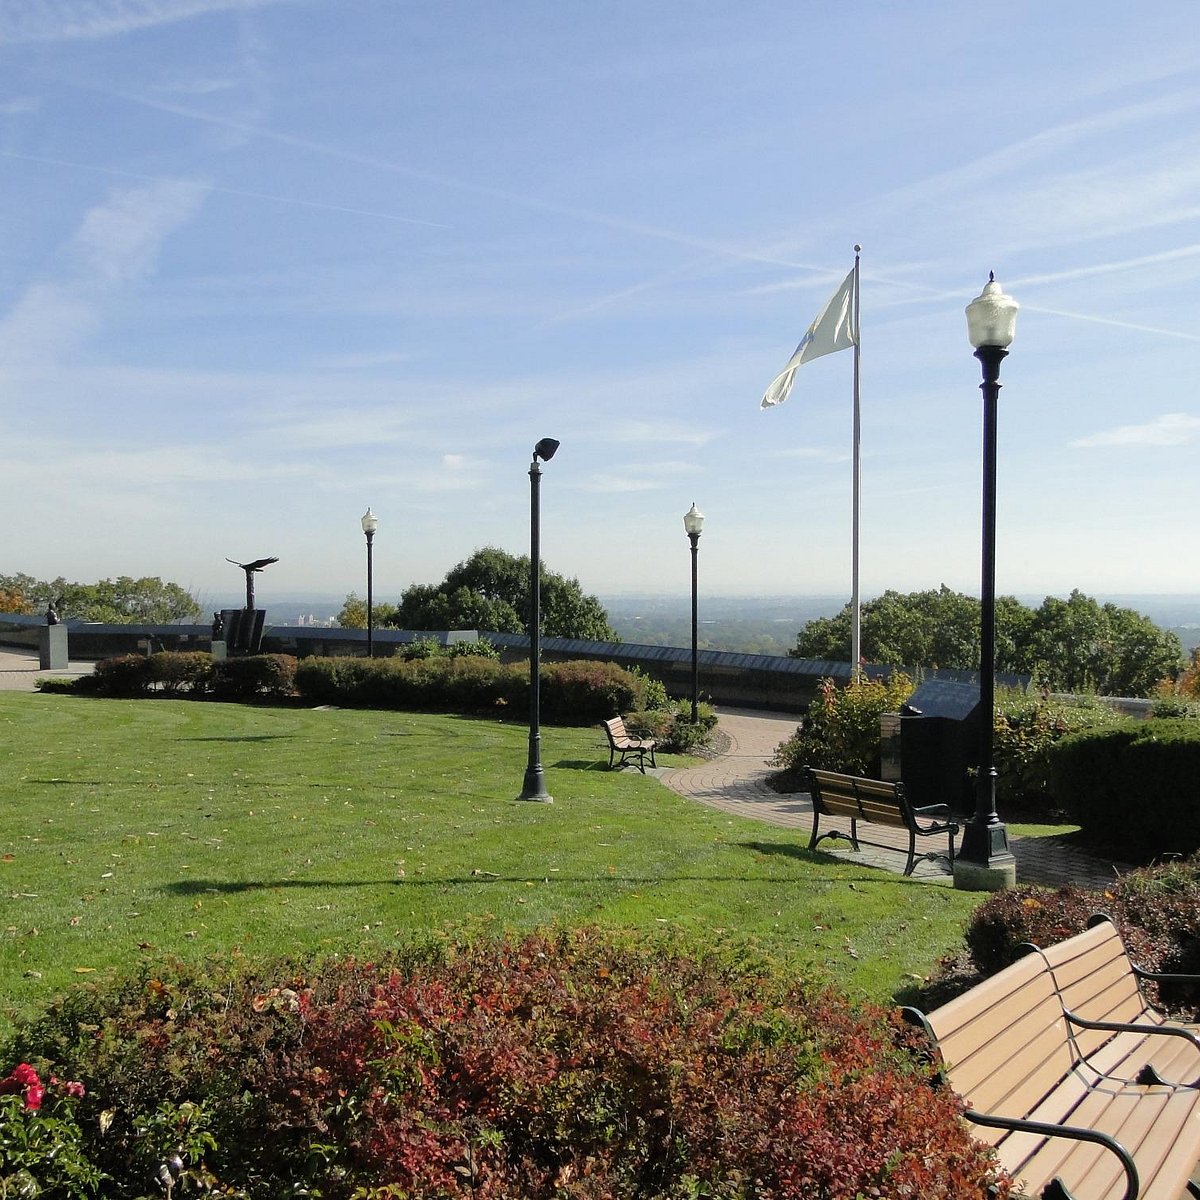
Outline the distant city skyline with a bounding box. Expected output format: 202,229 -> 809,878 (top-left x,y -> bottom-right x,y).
2,1 -> 1199,601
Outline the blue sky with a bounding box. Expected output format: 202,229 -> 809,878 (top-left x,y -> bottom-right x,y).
2,0 -> 1199,613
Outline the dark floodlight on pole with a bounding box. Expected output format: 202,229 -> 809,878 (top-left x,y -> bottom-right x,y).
361,508 -> 379,658
683,502 -> 705,723
955,273 -> 1019,891
518,437 -> 559,803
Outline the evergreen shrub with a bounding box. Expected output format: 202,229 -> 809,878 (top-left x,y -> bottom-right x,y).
1,933 -> 1010,1199
211,654 -> 297,701
90,654 -> 153,698
146,651 -> 214,696
1050,719 -> 1200,857
293,656 -> 653,723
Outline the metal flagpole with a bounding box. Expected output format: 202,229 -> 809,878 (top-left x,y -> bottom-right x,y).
850,245 -> 862,677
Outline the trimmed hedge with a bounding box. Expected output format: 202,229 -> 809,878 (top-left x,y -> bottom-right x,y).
293,656 -> 654,723
1050,718 -> 1200,857
1,933 -> 1010,1199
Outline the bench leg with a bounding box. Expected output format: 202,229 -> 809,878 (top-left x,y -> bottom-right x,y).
903,830 -> 918,877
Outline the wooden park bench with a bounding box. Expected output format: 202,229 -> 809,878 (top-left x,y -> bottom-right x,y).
1030,914 -> 1200,1089
602,717 -> 657,773
801,765 -> 958,877
902,931 -> 1200,1200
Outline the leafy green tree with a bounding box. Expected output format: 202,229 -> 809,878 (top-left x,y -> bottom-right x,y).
1019,590 -> 1182,697
789,586 -> 1180,698
0,574 -> 202,623
791,586 -> 995,670
390,547 -> 616,640
335,592 -> 399,630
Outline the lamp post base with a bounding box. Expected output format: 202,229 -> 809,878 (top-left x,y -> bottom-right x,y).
953,819 -> 1016,890
518,765 -> 553,804
953,856 -> 1017,892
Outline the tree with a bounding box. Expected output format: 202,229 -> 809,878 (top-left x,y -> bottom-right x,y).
0,573 -> 202,624
336,592 -> 398,630
389,547 -> 617,640
789,586 -> 1181,698
791,586 -> 991,670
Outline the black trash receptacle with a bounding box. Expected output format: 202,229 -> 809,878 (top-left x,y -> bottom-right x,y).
899,680 -> 982,815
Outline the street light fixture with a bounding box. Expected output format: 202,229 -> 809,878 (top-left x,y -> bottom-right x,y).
361,508 -> 378,658
518,438 -> 559,803
956,273 -> 1019,890
683,502 -> 705,723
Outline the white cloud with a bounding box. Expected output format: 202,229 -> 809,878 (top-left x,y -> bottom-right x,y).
1071,413 -> 1200,448
0,179 -> 208,365
0,0 -> 293,45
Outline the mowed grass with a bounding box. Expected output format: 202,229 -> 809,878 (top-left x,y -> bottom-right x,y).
0,693 -> 985,1032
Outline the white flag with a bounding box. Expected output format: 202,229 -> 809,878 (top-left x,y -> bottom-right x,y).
760,269 -> 858,408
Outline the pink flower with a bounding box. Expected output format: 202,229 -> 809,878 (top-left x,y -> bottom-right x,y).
10,1063 -> 39,1087
0,1064 -> 46,1110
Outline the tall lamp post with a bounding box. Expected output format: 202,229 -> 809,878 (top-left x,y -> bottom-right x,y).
683,502 -> 704,723
955,274 -> 1019,891
518,437 -> 559,803
361,508 -> 378,658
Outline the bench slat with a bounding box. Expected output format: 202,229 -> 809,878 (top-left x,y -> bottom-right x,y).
907,923 -> 1200,1200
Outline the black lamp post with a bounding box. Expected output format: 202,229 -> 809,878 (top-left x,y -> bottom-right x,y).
683,502 -> 704,723
361,508 -> 378,658
518,437 -> 559,803
956,273 -> 1019,890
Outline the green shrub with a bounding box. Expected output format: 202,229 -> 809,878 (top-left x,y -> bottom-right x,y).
91,654 -> 153,698
538,659 -> 647,721
146,651 -> 214,696
1050,719 -> 1200,857
211,654 -> 297,701
992,691 -> 1120,815
1,934 -> 1009,1199
293,655 -> 650,723
772,673 -> 914,777
33,677 -> 82,694
625,702 -> 718,753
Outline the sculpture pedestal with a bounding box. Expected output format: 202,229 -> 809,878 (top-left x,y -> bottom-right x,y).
38,624 -> 68,671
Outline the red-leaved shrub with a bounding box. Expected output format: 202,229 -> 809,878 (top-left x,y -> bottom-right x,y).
3,933 -> 1009,1199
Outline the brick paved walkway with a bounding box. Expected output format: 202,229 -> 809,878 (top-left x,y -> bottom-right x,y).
659,708 -> 1128,890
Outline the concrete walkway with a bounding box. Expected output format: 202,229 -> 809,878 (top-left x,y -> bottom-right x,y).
0,645 -> 95,688
660,708 -> 1128,890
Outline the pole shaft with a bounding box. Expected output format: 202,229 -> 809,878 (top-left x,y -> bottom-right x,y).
520,459 -> 552,800
365,530 -> 375,658
690,533 -> 699,723
957,343 -> 1013,871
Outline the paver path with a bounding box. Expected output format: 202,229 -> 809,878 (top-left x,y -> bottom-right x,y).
660,707 -> 1127,890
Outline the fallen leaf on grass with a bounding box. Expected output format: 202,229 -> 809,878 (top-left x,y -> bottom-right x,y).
73,966 -> 96,974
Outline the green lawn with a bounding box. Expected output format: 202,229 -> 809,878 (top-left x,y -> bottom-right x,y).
0,692 -> 988,1032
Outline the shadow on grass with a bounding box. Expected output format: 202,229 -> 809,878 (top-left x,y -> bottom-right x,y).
551,759 -> 610,771
180,735 -> 296,743
161,864 -> 930,896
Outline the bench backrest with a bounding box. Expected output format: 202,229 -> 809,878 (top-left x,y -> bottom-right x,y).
1032,918 -> 1153,1058
914,950 -> 1075,1141
604,717 -> 628,743
805,767 -> 908,830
